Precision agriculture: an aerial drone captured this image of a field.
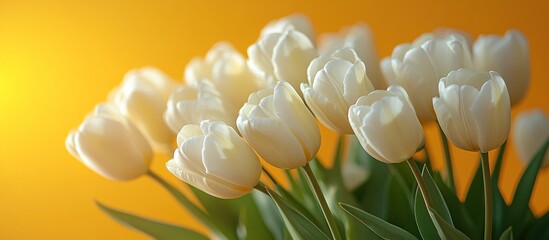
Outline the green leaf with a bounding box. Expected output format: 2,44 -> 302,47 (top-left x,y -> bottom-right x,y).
147,172 -> 233,239
340,203 -> 418,240
387,175 -> 420,238
275,184 -> 328,234
428,207 -> 471,240
432,172 -> 477,239
524,211 -> 549,239
237,205 -> 274,240
465,159 -> 484,234
510,137 -> 549,237
499,227 -> 513,240
421,167 -> 454,226
266,188 -> 331,240
414,184 -> 440,240
492,182 -> 509,239
414,166 -> 455,240
252,190 -> 284,240
96,201 -> 208,240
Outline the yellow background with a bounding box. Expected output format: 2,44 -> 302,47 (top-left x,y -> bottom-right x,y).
1,0 -> 548,239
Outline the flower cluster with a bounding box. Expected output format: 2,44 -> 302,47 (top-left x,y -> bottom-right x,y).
67,14 -> 549,240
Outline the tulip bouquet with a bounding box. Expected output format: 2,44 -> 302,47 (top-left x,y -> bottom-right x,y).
66,14 -> 549,240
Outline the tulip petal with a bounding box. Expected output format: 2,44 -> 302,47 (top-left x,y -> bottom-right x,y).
240,118 -> 306,169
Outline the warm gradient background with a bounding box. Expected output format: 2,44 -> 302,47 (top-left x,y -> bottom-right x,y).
1,0 -> 548,239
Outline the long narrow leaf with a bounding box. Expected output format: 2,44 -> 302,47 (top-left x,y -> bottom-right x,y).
428,207 -> 470,240
510,137 -> 549,237
340,203 -> 418,240
96,201 -> 208,240
499,227 -> 513,240
266,188 -> 331,240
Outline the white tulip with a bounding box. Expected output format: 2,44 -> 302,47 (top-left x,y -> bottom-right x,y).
433,69 -> 510,152
302,48 -> 375,133
237,81 -> 321,169
513,109 -> 549,168
318,23 -> 385,89
166,120 -> 261,199
380,36 -> 473,122
164,81 -> 238,133
349,85 -> 424,163
248,30 -> 317,93
111,67 -> 179,153
473,30 -> 530,105
260,13 -> 315,42
66,104 -> 152,181
185,42 -> 263,109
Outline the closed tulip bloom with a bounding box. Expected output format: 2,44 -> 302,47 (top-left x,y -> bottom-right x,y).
380,35 -> 472,122
341,159 -> 369,191
318,23 -> 385,89
513,109 -> 549,168
433,69 -> 511,152
349,85 -> 424,163
185,42 -> 263,109
164,81 -> 238,133
302,48 -> 375,133
166,120 -> 262,199
237,81 -> 321,169
65,104 -> 152,181
111,67 -> 179,152
248,30 -> 317,93
260,13 -> 315,42
473,30 -> 530,105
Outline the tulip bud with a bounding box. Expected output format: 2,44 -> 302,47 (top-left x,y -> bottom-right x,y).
512,109 -> 549,168
111,67 -> 179,153
185,42 -> 263,109
65,104 -> 152,181
237,81 -> 321,169
248,30 -> 317,93
260,13 -> 315,42
380,35 -> 473,122
166,120 -> 262,199
164,81 -> 238,133
318,23 -> 386,89
473,30 -> 530,105
302,48 -> 375,133
433,69 -> 511,152
349,85 -> 424,163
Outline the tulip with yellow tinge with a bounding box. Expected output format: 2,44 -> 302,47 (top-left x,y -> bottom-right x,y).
513,109 -> 549,168
166,120 -> 261,199
238,81 -> 321,169
66,104 -> 153,181
473,30 -> 530,105
185,42 -> 263,109
318,23 -> 385,89
247,29 -> 317,93
164,81 -> 238,133
111,67 -> 179,153
433,69 -> 511,153
349,85 -> 424,163
380,35 -> 472,122
260,13 -> 315,43
302,48 -> 375,133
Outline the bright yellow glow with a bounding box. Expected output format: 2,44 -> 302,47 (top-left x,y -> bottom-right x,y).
1,0 -> 549,239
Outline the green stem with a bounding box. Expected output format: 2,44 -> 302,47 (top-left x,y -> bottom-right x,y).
438,123 -> 456,192
480,152 -> 492,240
406,160 -> 434,212
147,171 -> 234,240
302,163 -> 342,240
